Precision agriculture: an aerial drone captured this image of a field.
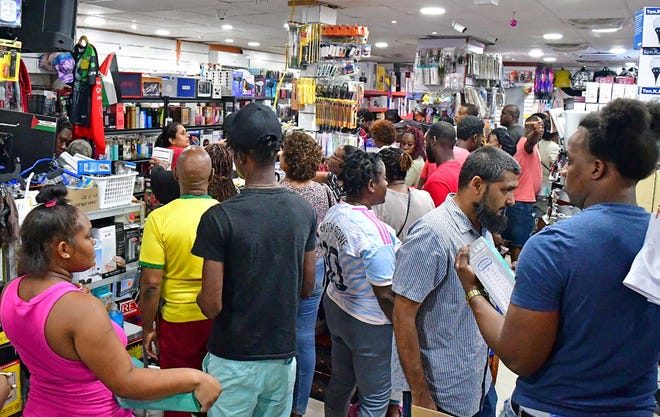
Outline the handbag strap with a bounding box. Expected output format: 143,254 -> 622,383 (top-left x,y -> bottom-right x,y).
396,188 -> 412,238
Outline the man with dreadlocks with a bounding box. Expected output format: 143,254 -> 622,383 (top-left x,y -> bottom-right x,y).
138,146 -> 219,417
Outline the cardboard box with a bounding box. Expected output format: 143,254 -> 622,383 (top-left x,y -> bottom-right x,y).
634,7 -> 660,49
598,81 -> 613,104
67,186 -> 99,213
177,78 -> 197,98
637,48 -> 660,86
111,103 -> 124,130
638,86 -> 660,102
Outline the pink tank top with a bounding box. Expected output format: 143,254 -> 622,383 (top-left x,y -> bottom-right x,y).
0,277 -> 134,417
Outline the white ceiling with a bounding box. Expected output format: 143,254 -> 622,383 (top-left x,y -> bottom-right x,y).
77,0 -> 646,66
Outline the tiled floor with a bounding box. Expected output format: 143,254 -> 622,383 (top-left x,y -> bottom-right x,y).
304,364 -> 518,417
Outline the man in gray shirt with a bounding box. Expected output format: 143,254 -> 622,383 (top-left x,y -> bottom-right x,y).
500,104 -> 524,146
393,147 -> 520,417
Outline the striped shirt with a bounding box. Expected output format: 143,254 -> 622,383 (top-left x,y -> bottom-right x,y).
319,202 -> 398,326
393,195 -> 493,417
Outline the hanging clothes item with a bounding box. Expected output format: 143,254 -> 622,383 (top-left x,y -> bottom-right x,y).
18,59 -> 31,113
73,77 -> 105,157
70,36 -> 99,127
554,68 -> 571,88
99,52 -> 121,106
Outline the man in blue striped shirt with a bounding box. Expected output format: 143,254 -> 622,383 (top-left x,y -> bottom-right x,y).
393,147 -> 520,417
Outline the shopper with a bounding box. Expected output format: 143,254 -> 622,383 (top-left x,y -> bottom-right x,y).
454,103 -> 478,124
397,126 -> 426,187
139,146 -> 220,417
357,109 -> 375,144
499,104 -> 524,146
154,122 -> 192,170
205,143 -> 238,202
385,109 -> 402,124
192,103 -> 317,417
501,113 -> 543,263
423,121 -> 465,207
55,118 -> 73,157
319,150 -> 397,417
455,98 -> 660,417
279,131 -> 335,417
0,185 -> 221,416
370,119 -> 397,151
484,127 -> 516,156
373,147 -> 434,240
537,127 -> 560,217
456,115 -> 484,153
315,144 -> 360,202
394,147 -> 520,417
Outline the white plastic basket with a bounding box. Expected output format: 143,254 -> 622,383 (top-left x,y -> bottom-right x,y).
85,172 -> 138,209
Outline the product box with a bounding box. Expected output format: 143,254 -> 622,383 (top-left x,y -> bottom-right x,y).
638,86 -> 660,102
141,76 -> 162,98
67,186 -> 99,213
93,225 -> 119,277
242,72 -> 255,97
624,84 -> 639,99
177,77 -> 197,98
124,225 -> 141,264
376,65 -> 387,91
162,77 -> 177,97
111,103 -> 125,130
358,62 -> 378,89
637,48 -> 660,86
611,83 -> 626,100
0,359 -> 22,417
598,81 -> 613,104
232,71 -> 243,97
584,82 -> 599,103
119,72 -> 143,99
634,7 -> 660,49
197,80 -> 212,98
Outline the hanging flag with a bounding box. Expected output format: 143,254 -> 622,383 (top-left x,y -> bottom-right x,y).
99,52 -> 122,106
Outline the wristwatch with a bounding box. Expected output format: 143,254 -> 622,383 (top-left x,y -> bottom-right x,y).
0,372 -> 16,399
465,288 -> 488,303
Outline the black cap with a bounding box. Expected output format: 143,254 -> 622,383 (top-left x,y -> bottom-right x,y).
229,103 -> 282,149
223,112 -> 236,139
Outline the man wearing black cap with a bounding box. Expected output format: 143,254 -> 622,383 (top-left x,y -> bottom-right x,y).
192,103 -> 317,417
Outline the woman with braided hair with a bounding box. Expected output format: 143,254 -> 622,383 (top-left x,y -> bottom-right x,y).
204,143 -> 237,203
318,149 -> 398,417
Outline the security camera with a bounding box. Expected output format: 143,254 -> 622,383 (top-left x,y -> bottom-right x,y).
452,21 -> 467,33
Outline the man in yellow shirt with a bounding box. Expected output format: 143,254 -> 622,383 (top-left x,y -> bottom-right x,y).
139,145 -> 219,417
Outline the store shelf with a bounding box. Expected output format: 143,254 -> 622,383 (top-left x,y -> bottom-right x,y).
223,96 -> 276,101
120,97 -> 224,104
364,90 -> 390,96
105,124 -> 223,135
391,91 -> 409,97
368,107 -> 389,112
86,203 -> 143,221
85,263 -> 140,291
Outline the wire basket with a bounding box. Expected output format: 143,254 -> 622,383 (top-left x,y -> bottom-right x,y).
85,172 -> 138,209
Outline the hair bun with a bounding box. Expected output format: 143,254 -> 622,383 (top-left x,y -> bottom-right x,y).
35,184 -> 69,205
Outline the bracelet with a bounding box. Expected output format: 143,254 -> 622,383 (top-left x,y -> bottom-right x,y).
465,288 -> 488,304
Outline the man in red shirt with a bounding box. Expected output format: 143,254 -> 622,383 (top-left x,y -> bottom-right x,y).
501,114 -> 544,262
423,122 -> 465,207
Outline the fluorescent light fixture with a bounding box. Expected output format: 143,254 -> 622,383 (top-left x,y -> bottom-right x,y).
84,16 -> 106,26
284,23 -> 289,29
248,41 -> 260,47
130,24 -> 137,30
420,7 -> 446,15
225,38 -> 234,43
155,29 -> 170,36
391,20 -> 397,24
528,49 -> 544,58
543,33 -> 563,40
609,47 -> 626,54
221,24 -> 233,30
431,31 -> 438,35
592,27 -> 621,33
375,42 -> 388,48
543,57 -> 557,62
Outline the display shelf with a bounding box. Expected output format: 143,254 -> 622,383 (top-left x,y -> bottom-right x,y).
119,97 -> 224,104
391,91 -> 409,97
368,107 -> 389,112
105,124 -> 223,135
222,96 -> 275,101
364,90 -> 390,96
86,202 -> 143,221
85,263 -> 140,291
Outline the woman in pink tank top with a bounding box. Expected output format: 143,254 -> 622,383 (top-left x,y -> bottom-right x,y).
0,185 -> 221,416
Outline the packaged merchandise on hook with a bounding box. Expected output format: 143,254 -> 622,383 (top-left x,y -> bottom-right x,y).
0,39 -> 21,82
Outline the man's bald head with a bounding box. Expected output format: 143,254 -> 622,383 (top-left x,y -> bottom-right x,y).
174,145 -> 212,193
